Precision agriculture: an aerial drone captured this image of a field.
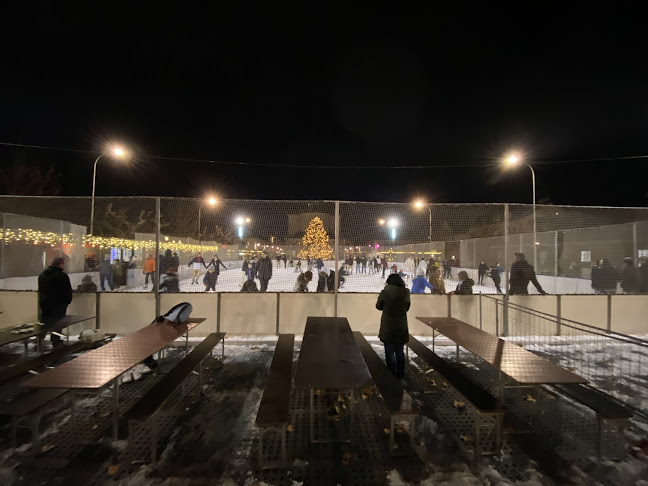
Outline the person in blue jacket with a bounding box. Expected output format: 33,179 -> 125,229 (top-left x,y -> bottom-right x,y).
411,268 -> 435,294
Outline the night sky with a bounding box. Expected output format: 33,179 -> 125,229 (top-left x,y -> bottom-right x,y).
1,3 -> 647,206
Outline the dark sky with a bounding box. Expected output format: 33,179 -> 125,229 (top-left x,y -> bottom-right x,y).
1,3 -> 647,206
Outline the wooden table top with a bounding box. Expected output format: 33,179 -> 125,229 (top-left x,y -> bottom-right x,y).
0,315 -> 95,347
22,317 -> 206,389
294,317 -> 373,389
416,316 -> 587,385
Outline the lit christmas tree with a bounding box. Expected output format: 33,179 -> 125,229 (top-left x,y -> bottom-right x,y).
297,217 -> 334,260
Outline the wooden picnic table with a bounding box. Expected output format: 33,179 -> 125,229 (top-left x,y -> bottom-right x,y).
415,317 -> 586,386
22,317 -> 206,439
294,316 -> 373,443
0,315 -> 95,351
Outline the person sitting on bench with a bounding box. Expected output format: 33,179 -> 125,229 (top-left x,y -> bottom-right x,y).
376,273 -> 410,379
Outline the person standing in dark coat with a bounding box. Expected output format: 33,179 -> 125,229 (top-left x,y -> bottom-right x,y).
477,261 -> 488,285
203,268 -> 218,292
621,257 -> 639,294
376,273 -> 410,379
453,271 -> 474,295
98,256 -> 114,291
639,257 -> 648,294
38,257 -> 72,346
256,252 -> 273,292
597,259 -> 618,294
509,253 -> 546,295
170,252 -> 180,271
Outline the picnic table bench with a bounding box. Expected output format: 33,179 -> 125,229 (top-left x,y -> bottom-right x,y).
415,317 -> 586,395
255,334 -> 295,468
554,383 -> 632,460
294,317 -> 373,444
22,317 -> 207,440
126,332 -> 226,463
0,315 -> 95,353
353,332 -> 418,455
408,335 -> 504,457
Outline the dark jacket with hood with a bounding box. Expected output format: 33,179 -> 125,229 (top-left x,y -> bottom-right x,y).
256,256 -> 273,280
38,266 -> 73,324
376,274 -> 410,345
454,278 -> 474,295
159,249 -> 172,274
206,257 -> 227,274
510,259 -> 545,295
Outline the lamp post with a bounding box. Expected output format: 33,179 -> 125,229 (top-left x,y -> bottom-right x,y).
506,154 -> 537,270
197,197 -> 218,245
236,216 -> 251,239
414,200 -> 432,258
90,146 -> 127,235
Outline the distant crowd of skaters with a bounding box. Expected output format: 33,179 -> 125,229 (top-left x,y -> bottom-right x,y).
79,248 -> 648,296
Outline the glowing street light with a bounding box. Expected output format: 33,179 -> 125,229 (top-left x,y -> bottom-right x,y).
387,219 -> 398,241
90,145 -> 128,235
414,199 -> 433,256
236,216 -> 251,239
503,151 -> 537,269
378,219 -> 386,226
198,196 -> 219,245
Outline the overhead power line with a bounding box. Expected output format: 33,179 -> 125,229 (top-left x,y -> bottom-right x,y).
1,141 -> 647,170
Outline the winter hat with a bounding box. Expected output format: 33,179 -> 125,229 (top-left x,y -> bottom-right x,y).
386,273 -> 406,287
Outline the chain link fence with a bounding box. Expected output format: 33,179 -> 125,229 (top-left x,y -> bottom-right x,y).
1,196 -> 647,295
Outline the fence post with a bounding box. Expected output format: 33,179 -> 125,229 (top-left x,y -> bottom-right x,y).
447,293 -> 452,318
556,295 -> 562,336
154,197 -> 161,318
633,222 -> 638,265
554,230 -> 558,282
334,201 -> 340,318
503,204 -> 509,337
95,292 -> 100,330
217,292 -> 221,333
607,293 -> 612,332
479,293 -> 482,330
495,300 -> 499,337
276,293 -> 280,336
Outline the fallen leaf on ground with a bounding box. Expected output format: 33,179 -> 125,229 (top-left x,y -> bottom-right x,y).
41,444 -> 56,453
287,424 -> 293,432
108,465 -> 119,475
453,400 -> 465,408
384,428 -> 390,435
250,346 -> 259,350
92,424 -> 98,430
459,434 -> 473,443
526,395 -> 537,403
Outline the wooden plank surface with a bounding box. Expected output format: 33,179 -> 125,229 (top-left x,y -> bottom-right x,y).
21,318 -> 206,389
416,316 -> 587,385
294,317 -> 373,389
256,334 -> 295,426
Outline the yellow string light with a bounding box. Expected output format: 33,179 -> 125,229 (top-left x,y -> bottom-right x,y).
0,229 -> 218,254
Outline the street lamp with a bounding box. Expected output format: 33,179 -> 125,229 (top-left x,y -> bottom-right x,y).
236,216 -> 251,239
388,219 -> 398,241
197,196 -> 218,245
414,199 -> 432,257
505,152 -> 537,270
90,146 -> 128,235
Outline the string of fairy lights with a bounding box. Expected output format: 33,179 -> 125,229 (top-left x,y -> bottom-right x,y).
0,229 -> 219,254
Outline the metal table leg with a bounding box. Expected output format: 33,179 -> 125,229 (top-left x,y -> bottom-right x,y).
112,377 -> 120,440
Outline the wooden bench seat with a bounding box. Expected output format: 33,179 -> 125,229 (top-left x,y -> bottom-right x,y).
0,341 -> 94,386
407,335 -> 504,458
125,332 -> 225,463
554,383 -> 632,460
255,334 -> 294,468
353,332 -> 418,455
0,388 -> 69,452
